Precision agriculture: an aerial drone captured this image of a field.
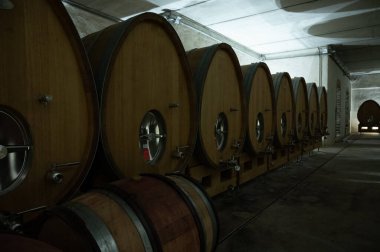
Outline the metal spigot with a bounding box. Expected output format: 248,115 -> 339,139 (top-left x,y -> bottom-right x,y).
172,146 -> 189,159
48,171 -> 64,184
231,139 -> 241,150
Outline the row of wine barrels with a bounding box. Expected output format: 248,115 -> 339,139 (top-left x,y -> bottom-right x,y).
357,100 -> 380,131
0,233 -> 61,252
241,65 -> 328,153
0,1 -> 329,217
38,174 -> 218,252
0,0 -> 99,213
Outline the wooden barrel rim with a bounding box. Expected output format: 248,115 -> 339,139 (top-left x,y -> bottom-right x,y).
85,12 -> 197,176
49,1 -> 100,191
41,207 -> 101,251
189,43 -> 246,167
272,72 -> 295,111
49,2 -> 100,199
191,43 -> 244,108
110,175 -> 201,251
166,173 -> 219,252
100,184 -> 162,251
142,173 -> 206,251
242,62 -> 276,154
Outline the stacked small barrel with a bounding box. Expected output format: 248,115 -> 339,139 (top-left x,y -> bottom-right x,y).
0,1 -> 329,251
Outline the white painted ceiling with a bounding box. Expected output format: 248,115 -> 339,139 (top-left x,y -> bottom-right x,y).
65,0 -> 380,76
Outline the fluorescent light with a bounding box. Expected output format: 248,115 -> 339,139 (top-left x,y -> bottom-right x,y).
361,126 -> 368,130
372,126 -> 379,130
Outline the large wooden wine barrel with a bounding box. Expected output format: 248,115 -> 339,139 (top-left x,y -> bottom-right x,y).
187,43 -> 245,168
357,100 -> 380,132
0,233 -> 61,252
292,77 -> 309,142
272,73 -> 295,147
0,0 -> 99,213
318,86 -> 328,136
306,83 -> 320,137
241,62 -> 275,155
38,174 -> 218,252
82,13 -> 197,178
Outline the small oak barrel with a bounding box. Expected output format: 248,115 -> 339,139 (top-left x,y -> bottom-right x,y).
272,73 -> 295,147
317,86 -> 328,136
0,0 -> 99,212
306,83 -> 320,137
187,43 -> 246,168
0,233 -> 61,252
291,77 -> 309,142
38,174 -> 219,252
82,13 -> 197,178
241,62 -> 275,155
357,100 -> 380,132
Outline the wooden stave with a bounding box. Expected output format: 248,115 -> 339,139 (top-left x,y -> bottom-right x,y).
165,173 -> 219,252
306,83 -> 320,137
272,72 -> 295,147
82,12 -> 197,178
0,232 -> 61,252
291,77 -> 309,142
187,43 -> 246,168
0,0 -> 99,213
241,62 -> 275,155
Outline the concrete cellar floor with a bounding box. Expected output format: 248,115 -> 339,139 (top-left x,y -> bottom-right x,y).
213,133 -> 380,252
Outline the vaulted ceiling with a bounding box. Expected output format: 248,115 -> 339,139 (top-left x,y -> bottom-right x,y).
64,0 -> 380,77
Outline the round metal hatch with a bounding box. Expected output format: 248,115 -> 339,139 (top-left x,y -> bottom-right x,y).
256,112 -> 264,143
139,110 -> 166,165
215,112 -> 228,151
0,106 -> 32,195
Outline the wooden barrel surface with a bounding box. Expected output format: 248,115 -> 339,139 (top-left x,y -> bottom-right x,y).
38,174 -> 218,252
306,83 -> 320,137
292,77 -> 308,142
82,13 -> 197,178
0,233 -> 61,252
318,86 -> 328,136
241,62 -> 275,155
187,43 -> 245,168
272,73 -> 295,147
0,0 -> 99,213
357,100 -> 380,125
